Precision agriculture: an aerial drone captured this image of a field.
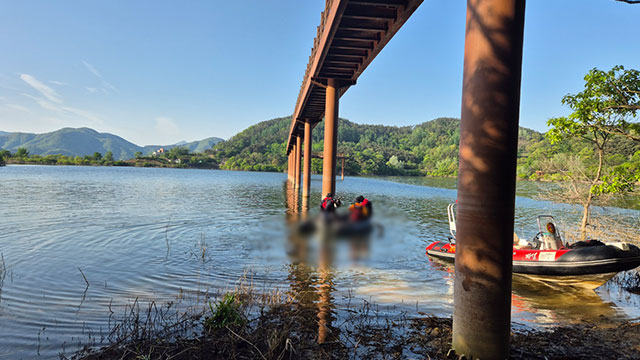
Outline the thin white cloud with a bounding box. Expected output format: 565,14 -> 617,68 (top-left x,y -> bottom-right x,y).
22,93 -> 60,111
21,93 -> 103,126
60,105 -> 103,125
83,61 -> 119,94
4,104 -> 31,113
20,74 -> 62,103
86,87 -> 98,93
49,80 -> 69,86
104,82 -> 118,93
82,61 -> 102,78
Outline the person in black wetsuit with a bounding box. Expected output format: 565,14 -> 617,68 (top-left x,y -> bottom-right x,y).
320,193 -> 341,215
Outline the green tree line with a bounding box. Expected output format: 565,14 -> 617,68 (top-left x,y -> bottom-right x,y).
209,115 -> 640,179
0,148 -> 126,166
0,146 -> 218,169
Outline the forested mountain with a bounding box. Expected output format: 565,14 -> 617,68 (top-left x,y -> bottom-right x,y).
210,116 -> 466,175
142,137 -> 223,155
210,116 -> 625,178
0,128 -> 223,160
4,117 -> 639,178
0,128 -> 141,160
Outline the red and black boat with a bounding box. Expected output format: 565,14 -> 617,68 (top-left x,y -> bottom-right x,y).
426,204 -> 640,288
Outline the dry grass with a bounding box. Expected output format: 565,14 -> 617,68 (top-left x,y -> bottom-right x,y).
64,273 -> 640,360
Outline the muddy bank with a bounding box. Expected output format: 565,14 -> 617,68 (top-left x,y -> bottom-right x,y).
67,295 -> 640,360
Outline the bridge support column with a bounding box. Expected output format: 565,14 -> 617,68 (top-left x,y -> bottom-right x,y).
287,152 -> 292,182
303,121 -> 312,198
288,151 -> 294,183
295,136 -> 302,189
452,1 -> 525,359
322,78 -> 339,198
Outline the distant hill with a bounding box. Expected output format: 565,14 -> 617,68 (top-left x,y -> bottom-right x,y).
211,116 -> 470,175
0,128 -> 223,160
142,137 -> 223,155
0,128 -> 140,160
209,116 -> 467,175
210,116 -> 640,177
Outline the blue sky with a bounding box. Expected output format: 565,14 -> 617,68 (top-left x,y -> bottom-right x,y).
0,1 -> 638,146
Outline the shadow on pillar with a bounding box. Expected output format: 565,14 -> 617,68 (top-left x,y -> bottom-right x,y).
452,0 -> 525,359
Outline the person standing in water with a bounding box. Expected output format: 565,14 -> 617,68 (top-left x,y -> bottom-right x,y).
348,195 -> 372,221
320,193 -> 341,213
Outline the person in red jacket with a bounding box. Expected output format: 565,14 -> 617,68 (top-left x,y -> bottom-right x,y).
320,193 -> 341,213
348,195 -> 372,221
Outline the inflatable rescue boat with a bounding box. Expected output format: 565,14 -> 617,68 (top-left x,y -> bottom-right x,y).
296,216 -> 373,237
426,204 -> 640,288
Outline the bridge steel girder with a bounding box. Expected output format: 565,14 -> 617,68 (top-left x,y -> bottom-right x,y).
452,0 -> 526,359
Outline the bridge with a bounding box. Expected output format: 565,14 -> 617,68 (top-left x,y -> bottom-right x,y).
284,0 -> 527,358
285,0 -> 422,198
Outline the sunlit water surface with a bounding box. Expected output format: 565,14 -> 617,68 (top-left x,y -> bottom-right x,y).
0,165 -> 639,358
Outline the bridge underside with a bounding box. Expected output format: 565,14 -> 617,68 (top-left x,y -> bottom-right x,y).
285,1 -> 527,359
286,0 -> 423,151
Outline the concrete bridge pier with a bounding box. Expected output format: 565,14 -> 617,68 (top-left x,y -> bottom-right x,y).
303,121 -> 312,198
295,136 -> 302,189
287,152 -> 291,182
288,151 -> 294,183
322,78 -> 339,198
452,0 -> 525,359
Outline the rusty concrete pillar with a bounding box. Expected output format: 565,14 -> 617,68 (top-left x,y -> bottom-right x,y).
295,136 -> 302,189
452,1 -> 526,359
303,121 -> 312,197
322,78 -> 338,198
289,151 -> 294,183
287,151 -> 292,182
341,157 -> 344,180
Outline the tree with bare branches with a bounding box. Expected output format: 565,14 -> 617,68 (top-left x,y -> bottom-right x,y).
546,66 -> 639,239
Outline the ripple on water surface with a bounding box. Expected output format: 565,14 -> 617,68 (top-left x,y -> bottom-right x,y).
0,165 -> 639,358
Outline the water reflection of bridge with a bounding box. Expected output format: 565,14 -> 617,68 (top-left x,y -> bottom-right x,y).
283,0 -> 527,358
284,178 -> 374,344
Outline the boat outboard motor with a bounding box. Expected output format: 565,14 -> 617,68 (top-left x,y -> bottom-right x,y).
447,202 -> 457,243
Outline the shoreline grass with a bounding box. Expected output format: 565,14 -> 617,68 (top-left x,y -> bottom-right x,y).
65,276 -> 640,360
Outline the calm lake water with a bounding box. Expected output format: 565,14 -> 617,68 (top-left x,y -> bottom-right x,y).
0,165 -> 639,358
